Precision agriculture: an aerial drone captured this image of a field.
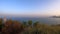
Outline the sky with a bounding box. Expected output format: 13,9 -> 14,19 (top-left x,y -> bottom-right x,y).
0,0 -> 60,17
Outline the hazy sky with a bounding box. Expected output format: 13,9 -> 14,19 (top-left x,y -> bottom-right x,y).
0,0 -> 60,16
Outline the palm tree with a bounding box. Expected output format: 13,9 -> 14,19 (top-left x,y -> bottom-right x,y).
28,20 -> 32,26
33,21 -> 39,27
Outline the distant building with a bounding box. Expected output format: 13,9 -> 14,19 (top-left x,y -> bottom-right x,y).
3,16 -> 7,23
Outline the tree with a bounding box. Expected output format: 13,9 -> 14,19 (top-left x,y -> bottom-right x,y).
28,20 -> 32,26
0,18 -> 2,32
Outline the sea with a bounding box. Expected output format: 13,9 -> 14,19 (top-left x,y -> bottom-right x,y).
0,16 -> 60,25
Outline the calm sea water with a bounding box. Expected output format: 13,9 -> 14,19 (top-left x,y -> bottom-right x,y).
1,17 -> 60,25
7,17 -> 60,25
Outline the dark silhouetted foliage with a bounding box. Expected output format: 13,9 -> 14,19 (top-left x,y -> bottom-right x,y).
0,18 -> 60,34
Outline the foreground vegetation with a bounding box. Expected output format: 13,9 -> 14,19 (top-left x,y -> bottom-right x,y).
0,18 -> 60,34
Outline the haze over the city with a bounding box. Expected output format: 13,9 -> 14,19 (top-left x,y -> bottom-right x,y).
0,0 -> 60,17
